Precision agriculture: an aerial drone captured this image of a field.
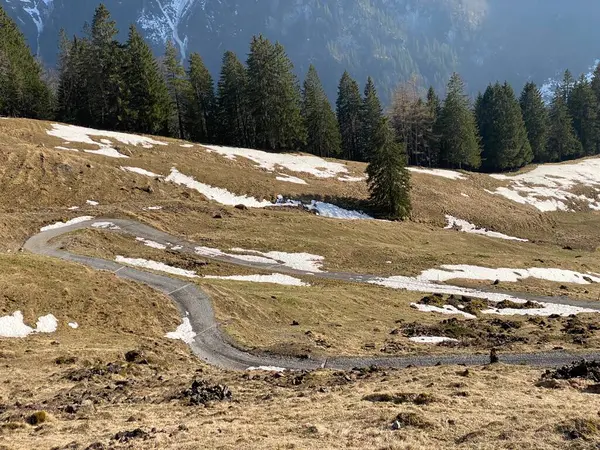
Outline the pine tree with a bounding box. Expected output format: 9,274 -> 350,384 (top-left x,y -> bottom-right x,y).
519,82 -> 550,162
246,35 -> 306,151
426,86 -> 442,119
438,73 -> 481,169
86,4 -> 124,129
164,40 -> 188,139
560,69 -> 575,103
215,50 -> 252,147
568,75 -> 599,156
425,86 -> 441,166
477,82 -> 532,172
122,25 -> 170,135
359,77 -> 384,161
301,65 -> 341,157
366,118 -> 411,220
336,71 -> 362,161
547,88 -> 582,161
591,63 -> 600,104
0,4 -> 51,119
185,52 -> 216,143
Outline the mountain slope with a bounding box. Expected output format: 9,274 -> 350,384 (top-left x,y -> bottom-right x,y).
2,0 -> 600,101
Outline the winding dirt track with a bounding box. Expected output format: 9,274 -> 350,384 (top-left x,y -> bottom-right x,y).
24,218 -> 600,370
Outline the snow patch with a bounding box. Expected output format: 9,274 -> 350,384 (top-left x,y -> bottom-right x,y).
165,317 -> 196,344
306,200 -> 373,220
83,148 -> 129,159
203,273 -> 309,286
0,311 -> 58,338
408,167 -> 465,180
338,175 -> 366,182
180,144 -> 194,148
135,237 -> 167,250
91,222 -> 120,230
166,168 -> 273,208
409,336 -> 459,344
203,144 -> 349,178
68,322 -> 79,329
41,216 -> 94,232
488,158 -> 600,211
444,215 -> 528,242
418,265 -> 600,285
86,200 -> 99,206
410,303 -> 477,319
276,174 -> 308,185
67,206 -> 79,211
121,166 -> 163,178
54,146 -> 79,152
145,206 -> 163,210
115,256 -> 198,278
247,366 -> 287,372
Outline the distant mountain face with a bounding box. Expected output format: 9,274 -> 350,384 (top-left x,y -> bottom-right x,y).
2,0 -> 600,102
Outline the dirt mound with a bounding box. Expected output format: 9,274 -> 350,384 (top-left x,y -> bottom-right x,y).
542,360 -> 600,382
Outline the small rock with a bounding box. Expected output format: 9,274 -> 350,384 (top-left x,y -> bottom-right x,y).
234,204 -> 248,210
489,348 -> 499,364
212,213 -> 222,219
291,320 -> 300,326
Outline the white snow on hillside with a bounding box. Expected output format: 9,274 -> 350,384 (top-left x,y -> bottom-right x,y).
41,216 -> 94,232
409,336 -> 458,344
338,175 -> 366,182
418,264 -> 600,285
408,167 -> 465,180
91,221 -> 120,230
135,237 -> 167,250
47,124 -> 167,159
55,146 -> 79,152
86,200 -> 99,206
369,275 -> 597,317
203,144 -> 349,178
165,317 -> 196,344
0,311 -> 58,338
488,158 -> 600,211
204,273 -> 309,286
276,174 -> 308,185
166,168 -> 273,208
122,167 -> 163,177
196,246 -> 324,273
247,366 -> 287,372
115,256 -> 198,278
306,200 -> 373,220
444,216 -> 528,242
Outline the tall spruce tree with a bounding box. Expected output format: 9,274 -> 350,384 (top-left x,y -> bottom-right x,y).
0,4 -> 51,119
519,82 -> 550,162
359,77 -> 384,161
246,35 -> 306,151
336,71 -> 362,161
477,82 -> 532,172
301,65 -> 341,157
425,86 -> 442,166
547,88 -> 582,161
568,75 -> 599,156
185,52 -> 216,143
215,50 -> 252,147
164,40 -> 188,139
438,73 -> 481,169
560,69 -> 576,103
591,63 -> 600,104
366,118 -> 411,220
86,4 -> 124,129
122,25 -> 170,135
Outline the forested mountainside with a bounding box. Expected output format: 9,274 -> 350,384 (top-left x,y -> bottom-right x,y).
2,0 -> 600,101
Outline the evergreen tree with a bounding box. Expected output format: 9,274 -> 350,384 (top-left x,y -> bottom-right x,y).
215,50 -> 252,147
359,77 -> 384,161
86,4 -> 124,129
591,63 -> 600,104
0,4 -> 51,119
122,25 -> 170,135
547,88 -> 582,161
425,86 -> 441,166
164,40 -> 188,139
246,35 -> 306,151
559,69 -> 575,103
477,82 -> 532,172
301,65 -> 341,157
56,29 -> 79,123
426,86 -> 442,119
336,71 -> 362,161
185,52 -> 216,143
519,82 -> 550,162
366,118 -> 411,220
437,73 -> 481,169
568,75 -> 599,156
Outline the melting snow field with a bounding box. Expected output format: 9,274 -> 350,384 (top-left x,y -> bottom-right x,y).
369,275 -> 597,317
196,246 -> 324,273
121,166 -> 162,178
0,311 -> 58,338
115,256 -> 198,278
165,317 -> 196,344
409,336 -> 459,344
91,221 -> 120,230
47,123 -> 167,159
488,158 -> 600,211
276,174 -> 308,185
41,216 -> 94,232
135,237 -> 167,250
408,167 -> 465,180
203,273 -> 309,287
444,216 -> 528,242
203,144 -> 349,178
306,201 -> 373,220
419,265 -> 600,285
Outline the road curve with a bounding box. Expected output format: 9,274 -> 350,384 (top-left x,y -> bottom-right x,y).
24,217 -> 600,370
